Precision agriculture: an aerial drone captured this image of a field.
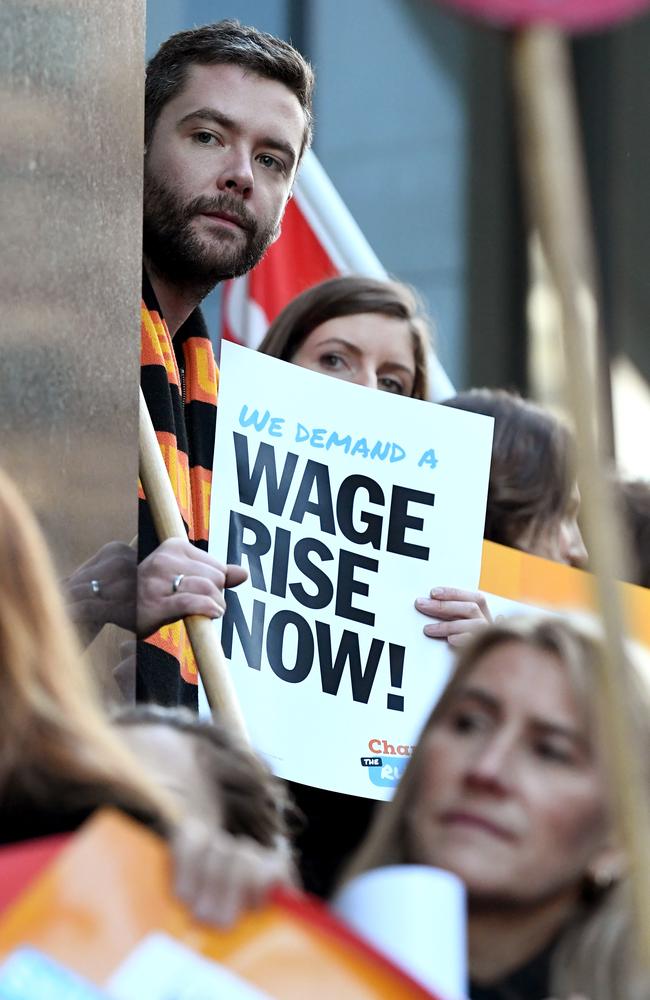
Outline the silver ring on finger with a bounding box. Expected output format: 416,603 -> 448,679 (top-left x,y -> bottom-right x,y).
172,573 -> 185,594
90,579 -> 102,597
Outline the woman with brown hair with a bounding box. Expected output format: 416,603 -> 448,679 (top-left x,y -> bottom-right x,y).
340,615 -> 649,1000
444,389 -> 586,564
415,389 -> 588,646
258,274 -> 432,400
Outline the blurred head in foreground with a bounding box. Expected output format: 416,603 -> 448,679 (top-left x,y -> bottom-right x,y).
115,705 -> 294,849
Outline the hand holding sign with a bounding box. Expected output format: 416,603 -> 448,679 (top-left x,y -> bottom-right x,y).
137,537 -> 247,639
171,821 -> 294,928
416,586 -> 493,646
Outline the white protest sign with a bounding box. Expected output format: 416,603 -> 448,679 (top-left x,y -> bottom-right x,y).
208,343 -> 493,799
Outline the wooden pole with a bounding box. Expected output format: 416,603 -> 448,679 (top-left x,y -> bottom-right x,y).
512,25 -> 650,965
138,387 -> 249,744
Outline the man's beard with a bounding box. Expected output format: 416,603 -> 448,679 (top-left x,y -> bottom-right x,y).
143,169 -> 279,297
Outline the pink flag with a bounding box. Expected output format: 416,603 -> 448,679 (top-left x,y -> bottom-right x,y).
432,0 -> 650,30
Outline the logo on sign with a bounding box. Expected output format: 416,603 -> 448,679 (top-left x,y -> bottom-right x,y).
367,756 -> 409,788
363,737 -> 413,788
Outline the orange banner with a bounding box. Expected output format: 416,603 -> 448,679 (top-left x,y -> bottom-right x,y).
0,811 -> 443,1000
480,539 -> 650,647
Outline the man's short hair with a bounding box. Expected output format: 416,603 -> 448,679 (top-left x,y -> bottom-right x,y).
145,19 -> 314,158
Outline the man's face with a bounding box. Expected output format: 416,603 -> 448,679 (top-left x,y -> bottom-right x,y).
143,63 -> 305,289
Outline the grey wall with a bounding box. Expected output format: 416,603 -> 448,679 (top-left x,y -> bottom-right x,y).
0,0 -> 145,575
0,1 -> 145,695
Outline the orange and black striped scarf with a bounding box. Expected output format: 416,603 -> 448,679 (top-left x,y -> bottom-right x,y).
137,270 -> 218,708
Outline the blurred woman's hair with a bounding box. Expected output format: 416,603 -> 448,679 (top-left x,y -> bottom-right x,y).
258,275 -> 432,400
0,467 -> 174,840
340,614 -> 650,1000
114,705 -> 296,848
443,389 -> 574,549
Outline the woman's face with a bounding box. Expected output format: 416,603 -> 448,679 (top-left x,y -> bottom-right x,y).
515,484 -> 588,568
289,313 -> 417,396
406,640 -> 611,906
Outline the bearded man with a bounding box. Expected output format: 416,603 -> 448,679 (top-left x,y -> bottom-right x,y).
138,20 -> 314,706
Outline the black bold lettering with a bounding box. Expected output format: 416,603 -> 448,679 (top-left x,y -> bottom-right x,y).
387,485 -> 435,560
335,549 -> 378,625
289,460 -> 335,533
289,537 -> 334,610
316,622 -> 385,703
270,526 -> 291,598
266,610 -> 314,683
336,475 -> 384,549
226,510 -> 270,591
233,432 -> 298,514
220,590 -> 265,670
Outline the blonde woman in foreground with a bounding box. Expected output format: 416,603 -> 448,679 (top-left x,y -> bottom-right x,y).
339,615 -> 650,1000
